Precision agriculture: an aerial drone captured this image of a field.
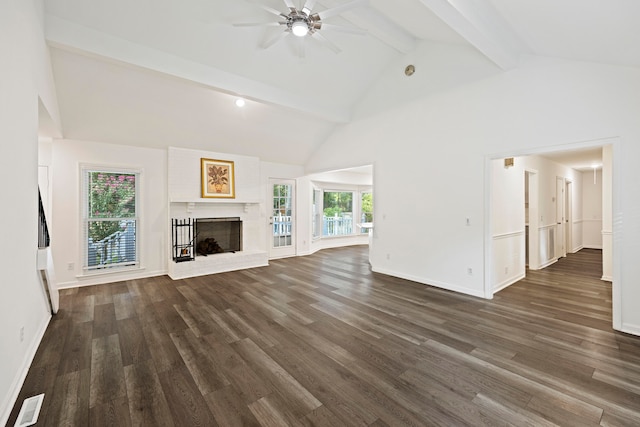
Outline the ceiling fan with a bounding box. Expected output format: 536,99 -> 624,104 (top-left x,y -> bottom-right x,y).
235,0 -> 368,55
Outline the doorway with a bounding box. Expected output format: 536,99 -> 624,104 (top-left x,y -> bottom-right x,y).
555,176 -> 567,259
486,139 -> 619,330
269,179 -> 296,259
525,170 -> 539,270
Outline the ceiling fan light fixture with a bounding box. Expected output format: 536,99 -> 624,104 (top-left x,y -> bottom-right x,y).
291,20 -> 309,37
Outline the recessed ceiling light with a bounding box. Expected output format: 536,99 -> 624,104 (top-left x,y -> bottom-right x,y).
405,64 -> 415,76
235,98 -> 246,108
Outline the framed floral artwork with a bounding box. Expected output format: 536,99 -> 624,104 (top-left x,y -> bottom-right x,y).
201,158 -> 235,198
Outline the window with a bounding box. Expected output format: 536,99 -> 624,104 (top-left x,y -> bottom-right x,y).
272,183 -> 293,248
323,191 -> 354,236
360,192 -> 373,233
83,168 -> 139,271
312,188 -> 322,239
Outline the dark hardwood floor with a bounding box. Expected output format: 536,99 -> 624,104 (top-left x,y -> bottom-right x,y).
8,247 -> 640,426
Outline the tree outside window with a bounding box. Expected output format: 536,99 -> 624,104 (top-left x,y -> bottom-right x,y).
323,191 -> 353,236
85,170 -> 139,269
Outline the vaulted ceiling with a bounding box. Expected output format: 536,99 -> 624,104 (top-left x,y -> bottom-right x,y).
43,0 -> 639,166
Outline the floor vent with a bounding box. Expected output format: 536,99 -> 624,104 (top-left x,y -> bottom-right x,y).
14,394 -> 44,427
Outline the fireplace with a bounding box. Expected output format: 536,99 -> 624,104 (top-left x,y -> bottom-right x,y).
194,217 -> 242,256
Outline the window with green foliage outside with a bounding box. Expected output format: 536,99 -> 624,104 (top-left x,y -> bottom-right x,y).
322,191 -> 354,236
361,192 -> 373,233
84,169 -> 139,270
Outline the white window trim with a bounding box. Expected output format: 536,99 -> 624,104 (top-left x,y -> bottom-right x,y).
79,164 -> 143,276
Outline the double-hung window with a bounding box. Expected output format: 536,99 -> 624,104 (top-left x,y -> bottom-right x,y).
82,167 -> 140,271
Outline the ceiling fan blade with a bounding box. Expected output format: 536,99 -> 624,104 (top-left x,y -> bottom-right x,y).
233,21 -> 286,27
317,0 -> 368,20
247,1 -> 288,18
261,31 -> 288,49
320,23 -> 366,35
301,0 -> 317,15
311,31 -> 341,54
282,0 -> 297,11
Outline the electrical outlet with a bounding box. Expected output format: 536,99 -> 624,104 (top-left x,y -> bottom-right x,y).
386,253 -> 391,260
467,267 -> 473,275
466,218 -> 470,226
504,266 -> 509,275
20,326 -> 24,342
67,262 -> 74,271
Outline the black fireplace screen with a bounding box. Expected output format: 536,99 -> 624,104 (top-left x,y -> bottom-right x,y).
171,217 -> 242,262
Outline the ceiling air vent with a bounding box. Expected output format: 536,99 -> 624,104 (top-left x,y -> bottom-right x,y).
14,394 -> 44,427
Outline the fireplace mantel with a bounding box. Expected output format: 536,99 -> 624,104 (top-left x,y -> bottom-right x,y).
170,198 -> 260,213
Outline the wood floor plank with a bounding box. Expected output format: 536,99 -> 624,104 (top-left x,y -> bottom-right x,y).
92,302 -> 118,339
57,321 -> 93,375
117,316 -> 152,366
89,334 -> 127,408
204,385 -> 262,427
45,368 -> 91,427
232,337 -> 322,417
170,328 -> 230,395
247,394 -> 305,427
8,247 -> 640,426
201,334 -> 273,403
157,365 -> 218,426
113,292 -> 136,321
139,308 -> 184,373
124,360 -> 174,427
89,396 -> 132,427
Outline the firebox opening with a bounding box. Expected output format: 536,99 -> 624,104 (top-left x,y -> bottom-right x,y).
195,217 -> 242,256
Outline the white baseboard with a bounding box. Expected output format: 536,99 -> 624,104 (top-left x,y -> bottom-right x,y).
493,273 -> 526,293
620,323 -> 640,337
601,275 -> 612,282
370,266 -> 485,299
583,245 -> 603,250
0,314 -> 51,427
538,258 -> 558,269
571,245 -> 584,253
57,268 -> 167,289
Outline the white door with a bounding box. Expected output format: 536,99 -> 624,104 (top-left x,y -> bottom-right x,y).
556,177 -> 566,258
269,179 -> 296,259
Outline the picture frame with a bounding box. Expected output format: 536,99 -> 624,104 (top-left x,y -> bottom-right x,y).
201,158 -> 235,198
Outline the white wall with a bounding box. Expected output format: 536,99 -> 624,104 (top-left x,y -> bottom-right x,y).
51,145 -> 310,284
306,53 -> 640,335
0,0 -> 61,423
52,139 -> 168,287
582,169 -> 603,249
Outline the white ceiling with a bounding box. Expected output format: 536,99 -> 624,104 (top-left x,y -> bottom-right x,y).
43,0 -> 638,166
541,147 -> 604,171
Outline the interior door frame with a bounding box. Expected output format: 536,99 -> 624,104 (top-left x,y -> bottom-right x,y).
268,178 -> 296,259
525,169 -> 540,270
556,176 -> 567,259
565,179 -> 573,254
